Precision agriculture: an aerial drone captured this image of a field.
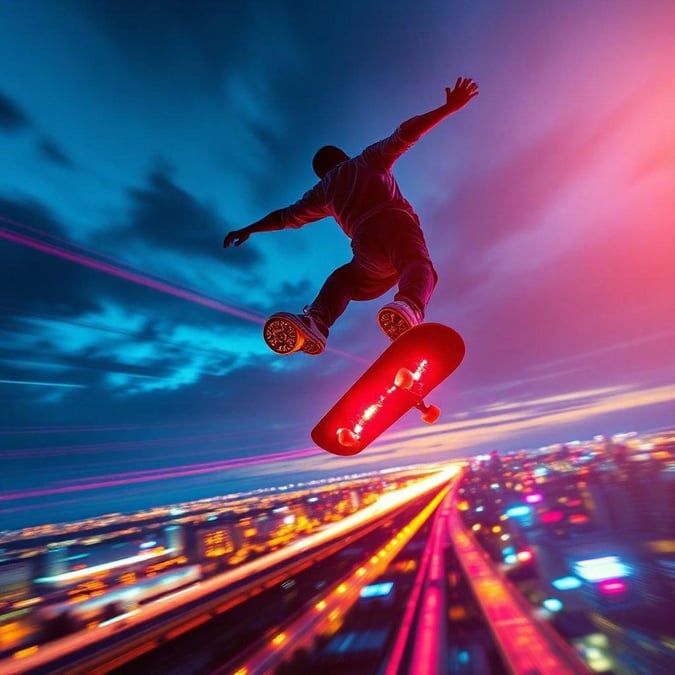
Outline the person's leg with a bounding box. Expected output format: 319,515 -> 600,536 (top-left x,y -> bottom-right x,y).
305,262 -> 355,331
383,213 -> 438,317
393,258 -> 437,315
307,259 -> 398,324
264,260 -> 387,356
352,210 -> 437,339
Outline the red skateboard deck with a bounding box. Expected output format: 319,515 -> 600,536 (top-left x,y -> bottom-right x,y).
311,323 -> 465,456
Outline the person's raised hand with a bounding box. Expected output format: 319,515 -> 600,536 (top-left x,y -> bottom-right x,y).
445,77 -> 479,112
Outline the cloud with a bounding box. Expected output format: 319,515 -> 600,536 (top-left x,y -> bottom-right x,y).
77,0 -> 299,99
472,386 -> 630,415
342,382 -> 675,467
104,166 -> 260,266
0,198 -> 100,315
38,138 -> 77,169
0,90 -> 31,132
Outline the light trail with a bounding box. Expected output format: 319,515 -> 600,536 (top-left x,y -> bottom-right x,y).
0,446 -> 318,502
0,422 -> 196,435
0,430 -> 302,459
50,441 -> 313,485
0,379 -> 86,388
0,226 -> 264,323
0,214 -> 260,321
0,492 -> 128,517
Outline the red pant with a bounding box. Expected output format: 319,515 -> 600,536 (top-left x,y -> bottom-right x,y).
309,209 -> 437,329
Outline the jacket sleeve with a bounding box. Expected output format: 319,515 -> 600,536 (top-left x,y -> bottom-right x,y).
278,182 -> 331,229
360,126 -> 417,171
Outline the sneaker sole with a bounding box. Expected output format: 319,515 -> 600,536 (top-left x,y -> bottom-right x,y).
263,316 -> 303,354
377,308 -> 415,340
263,314 -> 325,355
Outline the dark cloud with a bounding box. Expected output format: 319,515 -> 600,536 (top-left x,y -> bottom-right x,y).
0,197 -> 99,316
0,336 -> 330,446
0,90 -> 31,132
105,166 -> 262,268
76,0 -> 259,95
38,138 -> 76,169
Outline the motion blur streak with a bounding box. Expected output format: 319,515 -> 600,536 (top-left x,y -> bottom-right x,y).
0,446 -> 318,502
0,225 -> 263,323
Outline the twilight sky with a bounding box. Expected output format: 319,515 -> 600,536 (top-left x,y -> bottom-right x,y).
1,0 -> 674,529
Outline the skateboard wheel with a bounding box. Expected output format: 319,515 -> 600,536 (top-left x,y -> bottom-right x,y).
394,367 -> 415,390
421,404 -> 441,424
337,428 -> 358,447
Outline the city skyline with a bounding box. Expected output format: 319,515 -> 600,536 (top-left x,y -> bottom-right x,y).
2,437 -> 671,671
1,1 -> 674,528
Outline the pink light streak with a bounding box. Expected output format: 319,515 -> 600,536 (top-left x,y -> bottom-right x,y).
0,431 -> 297,459
0,446 -> 318,503
0,226 -> 263,323
410,496 -> 449,674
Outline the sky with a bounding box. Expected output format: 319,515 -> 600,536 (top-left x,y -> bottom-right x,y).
1,0 -> 674,529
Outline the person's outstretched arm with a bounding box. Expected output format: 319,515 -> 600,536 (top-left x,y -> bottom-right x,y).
399,77 -> 478,142
362,77 -> 479,170
223,209 -> 285,247
224,181 -> 329,248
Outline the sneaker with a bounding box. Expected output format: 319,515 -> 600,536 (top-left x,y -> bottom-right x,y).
263,310 -> 328,355
377,299 -> 423,340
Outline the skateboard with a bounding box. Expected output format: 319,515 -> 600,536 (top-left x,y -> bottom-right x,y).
311,323 -> 465,455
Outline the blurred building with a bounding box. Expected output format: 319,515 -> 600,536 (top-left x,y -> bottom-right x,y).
0,561 -> 32,604
587,458 -> 672,536
196,523 -> 238,563
43,546 -> 68,581
165,524 -> 184,553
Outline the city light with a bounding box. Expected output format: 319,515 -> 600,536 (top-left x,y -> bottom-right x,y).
542,598 -> 563,612
98,608 -> 140,627
34,549 -> 168,585
552,576 -> 582,591
539,510 -> 564,524
598,579 -> 627,595
271,633 -> 286,646
573,556 -> 632,582
3,422 -> 672,674
505,505 -> 530,518
360,582 -> 394,598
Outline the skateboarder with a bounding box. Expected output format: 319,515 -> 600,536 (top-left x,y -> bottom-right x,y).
224,77 -> 479,355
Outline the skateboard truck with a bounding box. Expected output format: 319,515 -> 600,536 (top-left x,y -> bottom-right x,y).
397,367 -> 441,424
